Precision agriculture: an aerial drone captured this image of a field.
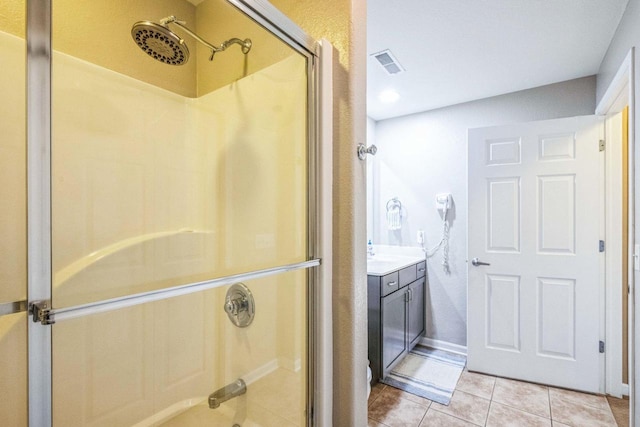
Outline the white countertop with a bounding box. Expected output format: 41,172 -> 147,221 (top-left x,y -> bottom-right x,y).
366,253 -> 425,276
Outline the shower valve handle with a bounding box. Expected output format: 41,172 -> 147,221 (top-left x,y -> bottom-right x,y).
224,297 -> 248,316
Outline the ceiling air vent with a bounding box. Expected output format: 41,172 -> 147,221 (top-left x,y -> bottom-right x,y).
371,49 -> 404,75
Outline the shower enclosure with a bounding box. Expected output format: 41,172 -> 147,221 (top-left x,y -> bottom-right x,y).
1,0 -> 329,425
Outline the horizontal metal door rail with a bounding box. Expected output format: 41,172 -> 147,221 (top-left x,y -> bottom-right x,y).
44,259 -> 320,323
0,300 -> 28,317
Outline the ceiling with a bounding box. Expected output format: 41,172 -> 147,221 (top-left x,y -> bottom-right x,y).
367,0 -> 629,121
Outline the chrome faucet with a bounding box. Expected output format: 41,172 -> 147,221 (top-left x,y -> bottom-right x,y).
208,379 -> 247,409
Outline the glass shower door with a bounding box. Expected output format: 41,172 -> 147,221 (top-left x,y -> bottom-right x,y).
45,0 -> 317,425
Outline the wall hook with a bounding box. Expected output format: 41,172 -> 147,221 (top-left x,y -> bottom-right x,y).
357,143 -> 377,160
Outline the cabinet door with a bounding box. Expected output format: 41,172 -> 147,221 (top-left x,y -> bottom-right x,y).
408,279 -> 425,348
382,289 -> 407,373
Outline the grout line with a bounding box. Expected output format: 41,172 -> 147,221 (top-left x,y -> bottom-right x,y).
489,377 -> 496,401
484,400 -> 492,427
489,397 -> 551,419
429,406 -> 485,427
416,406 -> 428,427
548,387 -> 553,423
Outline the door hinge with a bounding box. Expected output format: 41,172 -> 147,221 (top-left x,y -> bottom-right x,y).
599,240 -> 605,252
599,139 -> 606,151
29,301 -> 55,325
599,340 -> 605,353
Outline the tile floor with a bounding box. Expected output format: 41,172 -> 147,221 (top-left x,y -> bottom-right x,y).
368,370 -> 629,427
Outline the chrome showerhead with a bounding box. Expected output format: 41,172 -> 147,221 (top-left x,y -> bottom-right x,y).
131,16 -> 252,65
131,21 -> 189,66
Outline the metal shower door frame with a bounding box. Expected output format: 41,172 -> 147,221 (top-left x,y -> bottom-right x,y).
25,0 -> 326,425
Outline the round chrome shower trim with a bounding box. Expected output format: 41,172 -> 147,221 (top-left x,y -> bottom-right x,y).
131,21 -> 189,66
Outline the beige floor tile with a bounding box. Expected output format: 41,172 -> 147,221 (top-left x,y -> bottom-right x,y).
492,378 -> 550,418
551,423 -> 571,427
419,408 -> 478,426
549,387 -> 609,410
368,418 -> 390,427
456,371 -> 496,400
368,390 -> 429,427
607,395 -> 629,427
550,395 -> 617,427
369,382 -> 386,406
486,402 -> 551,427
430,390 -> 490,426
381,385 -> 433,407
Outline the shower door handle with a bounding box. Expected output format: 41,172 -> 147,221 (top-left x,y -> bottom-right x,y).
471,257 -> 490,267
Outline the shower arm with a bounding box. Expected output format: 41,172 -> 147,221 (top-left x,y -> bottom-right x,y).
160,16 -> 251,61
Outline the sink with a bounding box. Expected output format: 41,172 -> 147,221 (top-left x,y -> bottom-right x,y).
367,253 -> 425,276
368,254 -> 404,263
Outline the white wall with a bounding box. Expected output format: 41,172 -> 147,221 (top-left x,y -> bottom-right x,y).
366,117 -> 376,242
369,76 -> 596,346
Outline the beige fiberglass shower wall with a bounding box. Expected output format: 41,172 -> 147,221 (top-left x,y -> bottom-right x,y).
2,0 -> 318,425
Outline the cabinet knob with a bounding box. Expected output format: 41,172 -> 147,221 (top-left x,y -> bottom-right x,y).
387,281 -> 397,287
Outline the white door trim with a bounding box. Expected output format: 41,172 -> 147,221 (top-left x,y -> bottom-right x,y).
604,109 -> 624,398
596,47 -> 635,420
316,38 -> 334,427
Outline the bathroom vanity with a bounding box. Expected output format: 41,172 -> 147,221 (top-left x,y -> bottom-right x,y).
367,255 -> 426,384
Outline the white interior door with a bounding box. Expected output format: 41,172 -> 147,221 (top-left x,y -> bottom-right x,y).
467,115 -> 604,393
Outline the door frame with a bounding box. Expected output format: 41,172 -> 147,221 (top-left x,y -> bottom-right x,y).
595,47 -> 635,422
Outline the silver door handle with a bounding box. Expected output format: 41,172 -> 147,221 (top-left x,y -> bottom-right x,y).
471,257 -> 490,267
387,281 -> 397,287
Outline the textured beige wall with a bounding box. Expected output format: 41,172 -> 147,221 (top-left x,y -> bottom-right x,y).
269,1 -> 368,425
0,0 -> 24,37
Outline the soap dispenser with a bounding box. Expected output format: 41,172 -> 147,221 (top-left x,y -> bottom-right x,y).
367,239 -> 375,258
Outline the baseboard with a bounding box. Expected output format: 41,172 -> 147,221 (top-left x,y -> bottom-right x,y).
622,383 -> 629,396
419,337 -> 467,356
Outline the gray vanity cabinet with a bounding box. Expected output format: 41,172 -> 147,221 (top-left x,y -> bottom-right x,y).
381,287 -> 407,372
407,278 -> 425,347
368,260 -> 426,384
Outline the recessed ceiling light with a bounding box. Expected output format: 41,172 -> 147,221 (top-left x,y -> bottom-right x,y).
379,89 -> 400,103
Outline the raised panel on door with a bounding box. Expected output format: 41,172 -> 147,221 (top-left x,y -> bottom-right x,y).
485,274 -> 520,351
537,175 -> 576,254
408,279 -> 425,348
537,278 -> 576,359
382,289 -> 407,375
487,178 -> 520,253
